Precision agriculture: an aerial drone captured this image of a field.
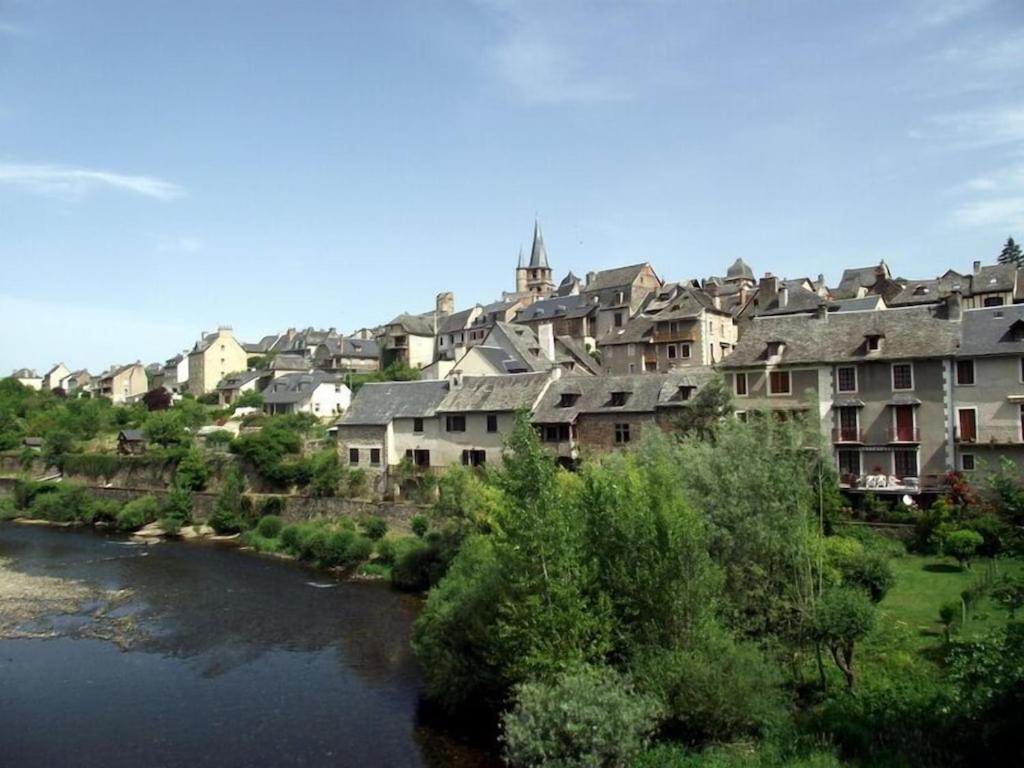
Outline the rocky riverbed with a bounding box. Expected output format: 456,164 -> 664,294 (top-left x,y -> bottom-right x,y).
0,554 -> 139,647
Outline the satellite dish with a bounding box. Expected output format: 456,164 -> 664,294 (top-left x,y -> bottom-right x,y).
902,494 -> 915,508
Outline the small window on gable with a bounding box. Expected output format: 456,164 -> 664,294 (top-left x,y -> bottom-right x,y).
610,391 -> 630,407
766,341 -> 785,357
559,393 -> 579,407
866,334 -> 883,352
1010,320 -> 1024,341
677,385 -> 694,401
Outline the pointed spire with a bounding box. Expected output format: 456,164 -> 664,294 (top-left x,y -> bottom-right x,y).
529,218 -> 549,269
517,246 -> 525,269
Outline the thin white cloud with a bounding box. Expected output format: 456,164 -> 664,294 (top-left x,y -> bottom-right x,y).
951,197 -> 1024,230
928,106 -> 1024,148
0,162 -> 184,200
475,1 -> 627,104
903,0 -> 992,29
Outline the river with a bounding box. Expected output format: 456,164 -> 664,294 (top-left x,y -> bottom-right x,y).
0,523 -> 499,768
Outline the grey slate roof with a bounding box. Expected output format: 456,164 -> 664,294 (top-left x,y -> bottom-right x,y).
533,369 -> 715,424
726,258 -> 754,282
262,371 -> 344,404
339,380 -> 450,425
437,373 -> 550,413
528,220 -> 550,269
887,280 -> 942,307
959,305 -> 1024,357
268,354 -> 311,371
386,312 -> 437,336
581,264 -> 649,293
11,368 -> 39,378
556,336 -> 603,374
721,306 -> 961,368
216,370 -> 262,391
828,296 -> 885,312
833,262 -> 889,299
514,293 -> 593,323
438,306 -> 479,335
757,282 -> 827,316
969,264 -> 1019,295
118,429 -> 145,442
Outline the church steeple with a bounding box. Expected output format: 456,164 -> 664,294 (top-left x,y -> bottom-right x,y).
514,218 -> 555,298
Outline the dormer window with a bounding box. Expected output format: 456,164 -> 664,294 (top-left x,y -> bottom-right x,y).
615,290 -> 625,305
677,385 -> 694,401
1010,319 -> 1024,341
609,391 -> 630,407
766,341 -> 785,357
559,393 -> 579,407
866,334 -> 883,352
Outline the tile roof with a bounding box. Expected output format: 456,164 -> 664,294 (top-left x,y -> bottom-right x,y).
969,264 -> 1019,295
959,305 -> 1024,357
532,369 -> 716,423
385,312 -> 437,336
216,370 -> 263,391
581,263 -> 649,293
339,380 -> 450,425
437,373 -> 550,413
721,306 -> 961,367
262,371 -> 345,404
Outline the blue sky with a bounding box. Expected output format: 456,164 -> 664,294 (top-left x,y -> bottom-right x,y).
1,0 -> 1023,373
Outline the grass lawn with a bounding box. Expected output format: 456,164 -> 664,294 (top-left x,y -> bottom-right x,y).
880,553 -> 1023,647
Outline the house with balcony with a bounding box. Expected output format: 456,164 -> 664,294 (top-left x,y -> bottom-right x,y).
95,362 -> 148,405
531,368 -> 716,466
952,304 -> 1024,476
598,283 -> 737,373
720,301 -> 962,494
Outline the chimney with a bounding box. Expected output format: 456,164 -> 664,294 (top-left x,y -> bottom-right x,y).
436,291 -> 454,317
815,303 -> 828,321
778,284 -> 789,308
758,273 -> 778,300
738,285 -> 750,306
538,323 -> 556,362
450,371 -> 463,389
946,290 -> 962,321
713,294 -> 722,310
586,271 -> 596,287
973,260 -> 981,274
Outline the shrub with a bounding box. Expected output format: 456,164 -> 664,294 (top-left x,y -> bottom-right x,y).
280,522 -> 315,552
361,516 -> 387,541
161,483 -> 193,527
27,483 -> 92,523
174,447 -> 210,491
944,529 -> 984,569
144,410 -> 187,448
391,536 -> 446,591
116,496 -> 160,532
410,514 -> 429,538
317,529 -> 354,566
62,453 -> 120,479
343,534 -> 373,564
209,466 -> 247,534
259,495 -> 285,517
309,450 -> 343,497
257,514 -> 284,539
345,467 -> 369,498
83,498 -> 121,525
633,629 -> 786,743
843,550 -> 895,602
502,664 -> 661,768
159,516 -> 183,535
814,587 -> 875,688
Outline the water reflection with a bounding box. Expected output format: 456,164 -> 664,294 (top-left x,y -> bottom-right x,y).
0,524 -> 498,768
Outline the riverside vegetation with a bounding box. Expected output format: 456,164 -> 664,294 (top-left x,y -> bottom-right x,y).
4,378 -> 1024,765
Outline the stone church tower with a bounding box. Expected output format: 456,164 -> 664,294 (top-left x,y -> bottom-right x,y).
515,220 -> 555,297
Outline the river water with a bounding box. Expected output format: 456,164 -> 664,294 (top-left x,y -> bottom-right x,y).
0,524 -> 499,768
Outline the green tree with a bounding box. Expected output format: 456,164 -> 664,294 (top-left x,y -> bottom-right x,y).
174,447 -> 210,491
943,529 -> 984,569
209,466 -> 246,534
233,390 -> 263,408
144,410 -> 187,448
998,236 -> 1023,267
501,664 -> 661,768
814,586 -> 875,688
309,450 -> 343,497
671,375 -> 734,440
43,429 -> 73,468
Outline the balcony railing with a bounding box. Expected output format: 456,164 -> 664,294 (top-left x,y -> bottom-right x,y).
652,332 -> 696,344
832,428 -> 865,443
886,427 -> 921,443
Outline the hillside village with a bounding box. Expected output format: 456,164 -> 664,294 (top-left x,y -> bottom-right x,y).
9,225 -> 1024,497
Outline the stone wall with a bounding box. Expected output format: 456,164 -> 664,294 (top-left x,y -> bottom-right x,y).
0,477 -> 425,531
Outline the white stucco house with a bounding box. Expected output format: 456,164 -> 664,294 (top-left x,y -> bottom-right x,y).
261,372 -> 351,418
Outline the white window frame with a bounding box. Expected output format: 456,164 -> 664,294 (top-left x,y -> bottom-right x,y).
768,369 -> 792,396
836,365 -> 857,394
890,404 -> 917,441
960,453 -> 976,472
680,343 -> 692,359
734,372 -> 748,397
891,362 -> 914,392
667,344 -> 677,359
955,358 -> 975,387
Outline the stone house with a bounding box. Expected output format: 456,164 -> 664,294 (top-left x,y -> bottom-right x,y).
59,369 -> 93,395
531,369 -> 716,465
380,299 -> 446,371
10,368 -> 42,390
599,284 -> 737,374
42,363 -> 71,391
311,337 -> 381,373
95,363 -> 148,404
187,327 -> 248,395
580,263 -> 662,342
261,372 -> 351,418
513,293 -> 598,345
335,372 -> 553,480
952,304 -> 1024,476
719,302 -> 962,495
963,262 -> 1023,309
452,322 -> 602,377
216,370 -> 263,406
